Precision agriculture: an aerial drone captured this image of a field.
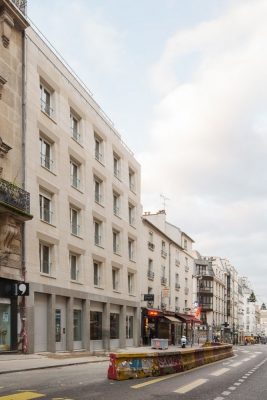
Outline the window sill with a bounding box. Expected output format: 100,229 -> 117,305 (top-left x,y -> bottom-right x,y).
94,243 -> 104,249
71,136 -> 83,148
94,200 -> 105,208
94,285 -> 104,290
40,273 -> 56,279
71,233 -> 83,240
70,280 -> 83,285
113,252 -> 121,257
40,220 -> 56,228
41,109 -> 57,124
113,289 -> 121,294
71,184 -> 84,194
40,164 -> 57,176
95,157 -> 105,167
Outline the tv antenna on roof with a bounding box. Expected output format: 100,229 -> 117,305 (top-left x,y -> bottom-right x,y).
160,193 -> 170,211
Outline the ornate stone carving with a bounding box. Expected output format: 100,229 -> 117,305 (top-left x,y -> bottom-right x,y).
0,214 -> 20,253
0,10 -> 14,48
0,75 -> 7,99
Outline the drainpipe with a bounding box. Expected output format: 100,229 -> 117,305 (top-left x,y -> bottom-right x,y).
168,242 -> 172,309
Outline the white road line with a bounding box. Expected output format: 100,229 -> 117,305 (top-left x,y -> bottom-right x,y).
239,379 -> 244,382
214,397 -> 224,400
222,390 -> 231,395
250,355 -> 256,358
241,350 -> 250,353
210,368 -> 230,376
231,362 -> 242,367
243,358 -> 250,362
174,378 -> 208,394
234,382 -> 241,386
228,386 -> 237,390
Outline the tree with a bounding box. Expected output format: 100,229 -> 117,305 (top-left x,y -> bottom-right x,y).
247,291 -> 257,302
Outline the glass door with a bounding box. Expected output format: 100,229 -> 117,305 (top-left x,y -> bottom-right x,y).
0,300 -> 11,351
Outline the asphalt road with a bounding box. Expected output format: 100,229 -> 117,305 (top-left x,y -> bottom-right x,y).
1,345 -> 267,400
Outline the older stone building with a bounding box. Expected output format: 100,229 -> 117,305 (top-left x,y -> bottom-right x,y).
0,0 -> 32,352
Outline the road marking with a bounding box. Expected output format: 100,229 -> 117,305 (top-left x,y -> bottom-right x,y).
211,368 -> 230,376
131,373 -> 177,388
250,355 -> 256,358
243,358 -> 250,362
0,392 -> 45,400
231,361 -> 242,367
222,390 -> 231,395
228,386 -> 236,390
174,378 -> 208,394
239,379 -> 244,382
234,382 -> 241,386
214,397 -> 224,400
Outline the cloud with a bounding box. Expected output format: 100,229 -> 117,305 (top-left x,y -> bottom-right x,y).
140,0 -> 267,293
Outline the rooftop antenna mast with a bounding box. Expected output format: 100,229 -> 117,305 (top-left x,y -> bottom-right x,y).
160,193 -> 170,211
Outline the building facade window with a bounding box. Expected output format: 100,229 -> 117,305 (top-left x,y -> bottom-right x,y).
94,134 -> 104,163
70,253 -> 79,281
40,82 -> 54,117
40,137 -> 53,171
113,153 -> 120,179
126,315 -> 133,339
90,311 -> 102,340
93,261 -> 102,287
70,206 -> 80,236
128,203 -> 135,226
113,192 -> 120,216
112,268 -> 119,291
94,176 -> 103,205
129,168 -> 135,192
110,313 -> 119,339
70,111 -> 81,143
128,272 -> 134,294
39,190 -> 53,224
128,239 -> 135,261
73,310 -> 82,341
39,242 -> 51,275
94,219 -> 102,247
70,159 -> 80,189
113,230 -> 120,254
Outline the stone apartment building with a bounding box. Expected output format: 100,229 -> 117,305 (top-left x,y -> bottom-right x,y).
1,0 -> 142,353
141,210 -> 199,345
0,0 -> 32,352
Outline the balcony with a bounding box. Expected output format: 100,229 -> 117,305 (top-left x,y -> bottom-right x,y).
161,276 -> 167,285
147,270 -> 155,280
197,286 -> 213,293
148,241 -> 155,251
201,303 -> 213,311
161,249 -> 167,258
175,283 -> 180,290
0,178 -> 31,217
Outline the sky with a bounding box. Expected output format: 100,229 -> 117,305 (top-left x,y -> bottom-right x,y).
27,0 -> 267,305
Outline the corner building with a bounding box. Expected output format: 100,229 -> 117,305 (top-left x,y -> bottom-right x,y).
24,25 -> 141,352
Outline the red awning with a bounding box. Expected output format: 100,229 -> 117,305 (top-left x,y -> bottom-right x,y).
176,313 -> 202,324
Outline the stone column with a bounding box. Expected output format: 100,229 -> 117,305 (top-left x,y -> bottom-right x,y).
103,302 -> 110,351
66,297 -> 73,351
133,306 -> 141,347
119,304 -> 126,349
82,299 -> 90,351
25,289 -> 35,353
47,293 -> 56,353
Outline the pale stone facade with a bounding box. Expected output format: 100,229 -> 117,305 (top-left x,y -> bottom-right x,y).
141,210 -> 196,345
22,25 -> 142,353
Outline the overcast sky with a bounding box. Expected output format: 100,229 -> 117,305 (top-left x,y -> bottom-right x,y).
28,0 -> 267,305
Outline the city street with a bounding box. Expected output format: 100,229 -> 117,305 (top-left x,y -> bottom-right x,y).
0,345 -> 267,400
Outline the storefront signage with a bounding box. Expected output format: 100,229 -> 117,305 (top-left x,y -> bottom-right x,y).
144,294 -> 154,301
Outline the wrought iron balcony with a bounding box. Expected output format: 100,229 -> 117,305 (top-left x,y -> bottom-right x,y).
0,178 -> 30,215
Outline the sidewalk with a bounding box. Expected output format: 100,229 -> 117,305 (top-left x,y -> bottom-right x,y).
0,344 -> 201,375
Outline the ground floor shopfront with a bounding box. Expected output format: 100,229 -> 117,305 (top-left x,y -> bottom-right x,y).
26,283 -> 140,353
141,308 -> 201,346
0,277 -> 21,353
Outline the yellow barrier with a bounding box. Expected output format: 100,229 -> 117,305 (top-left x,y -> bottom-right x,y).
108,344 -> 233,380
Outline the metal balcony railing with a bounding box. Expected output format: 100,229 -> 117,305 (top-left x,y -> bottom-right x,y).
161,276 -> 167,285
175,283 -> 180,290
148,241 -> 155,250
147,270 -> 155,280
0,178 -> 30,214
